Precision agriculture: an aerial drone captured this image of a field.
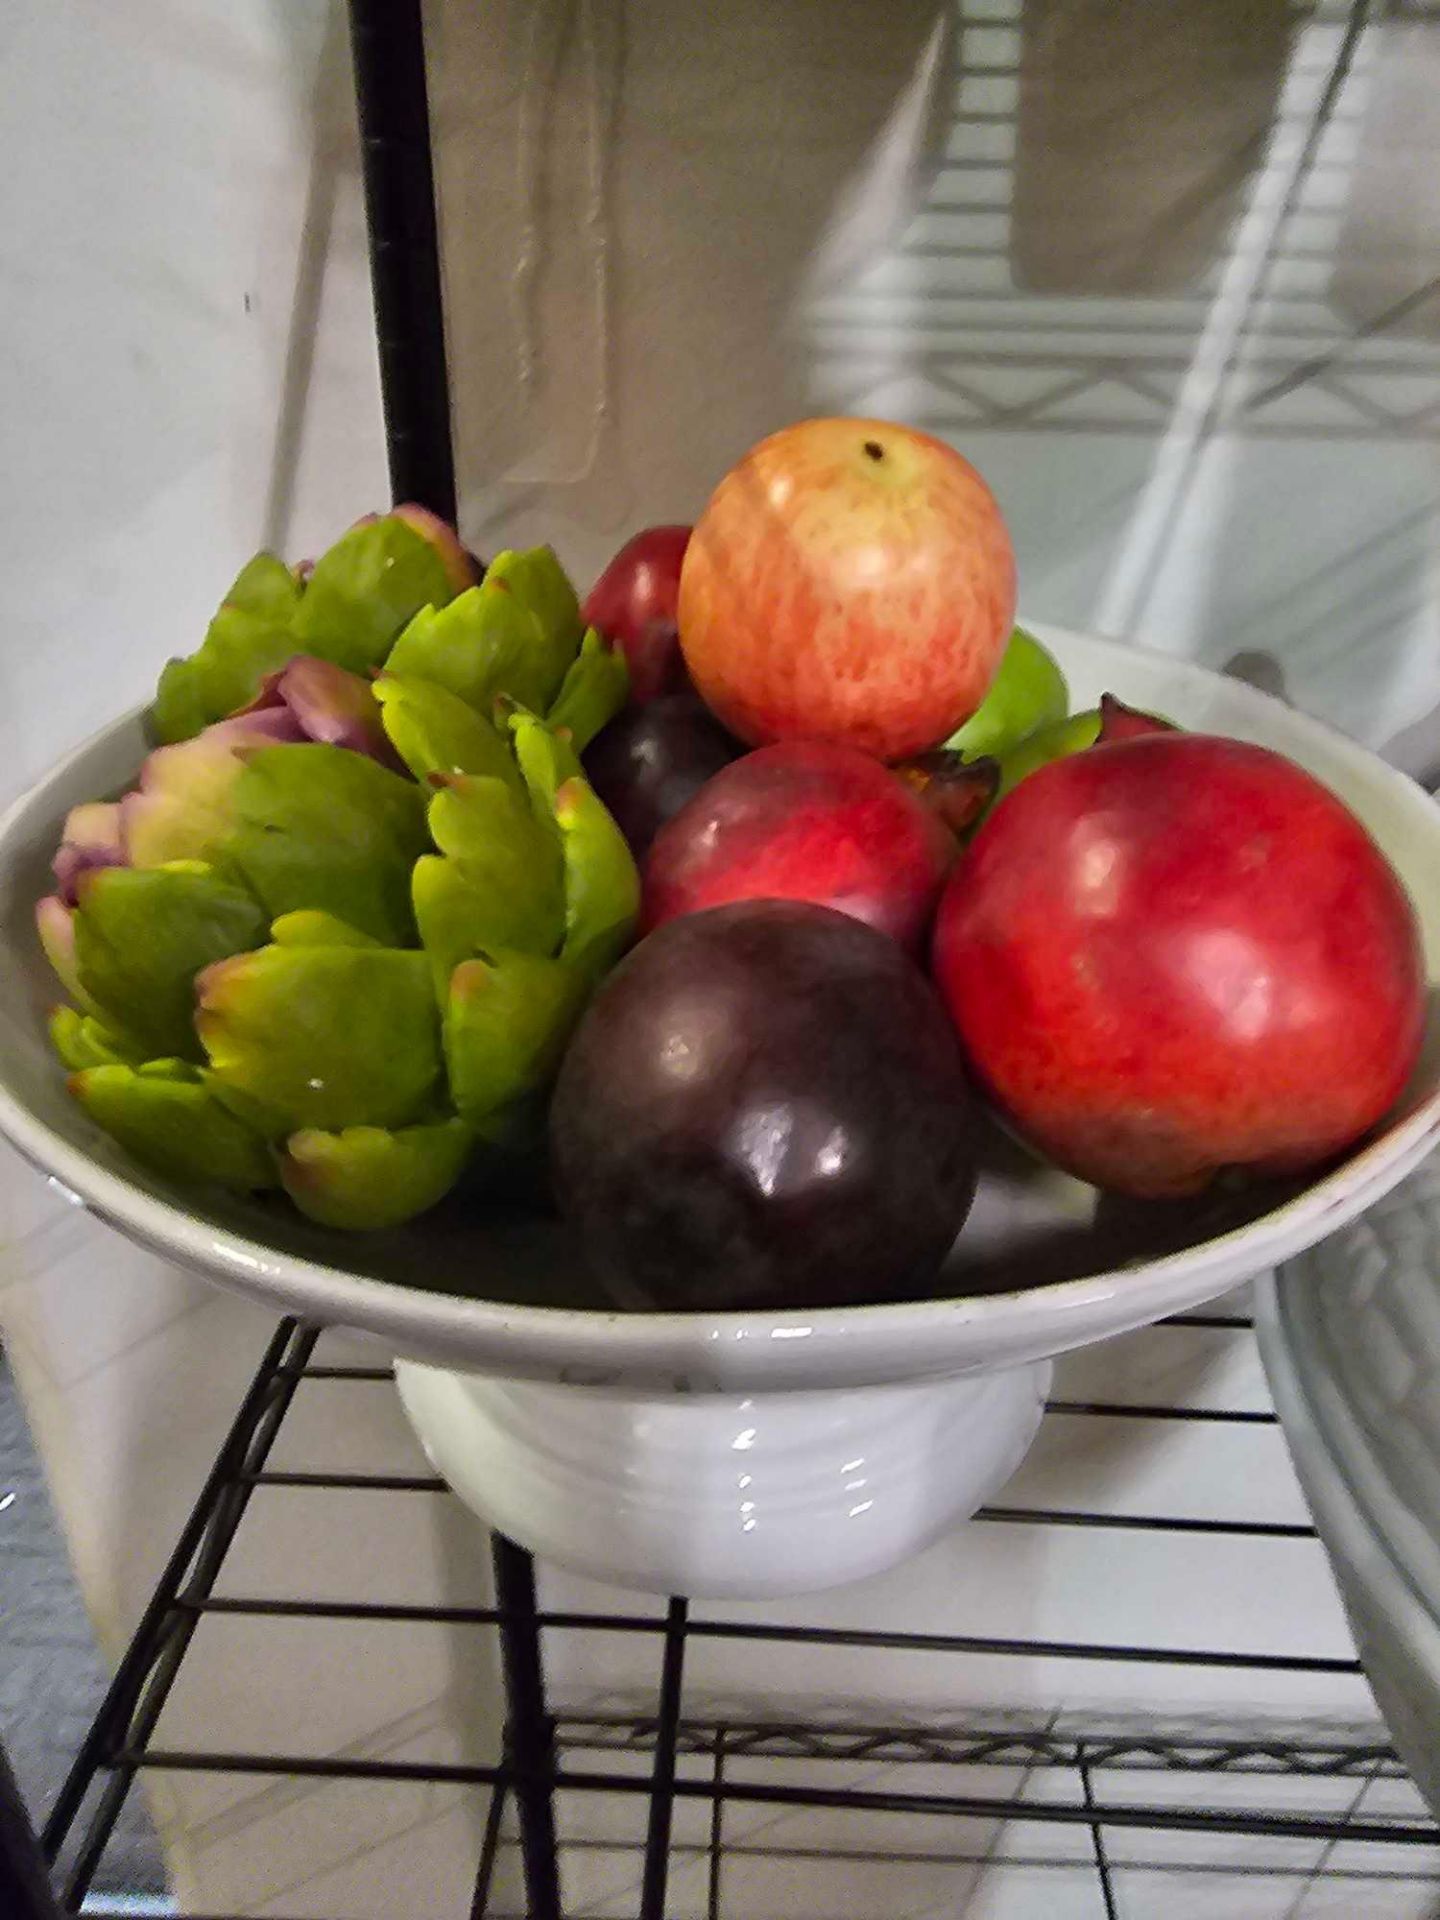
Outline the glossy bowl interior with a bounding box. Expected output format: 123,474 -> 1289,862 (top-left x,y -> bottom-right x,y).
4,626 -> 1440,1392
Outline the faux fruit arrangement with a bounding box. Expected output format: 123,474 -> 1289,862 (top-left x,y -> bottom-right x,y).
39,417 -> 1427,1311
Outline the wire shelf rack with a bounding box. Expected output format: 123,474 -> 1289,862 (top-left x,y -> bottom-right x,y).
23,1314 -> 1440,1920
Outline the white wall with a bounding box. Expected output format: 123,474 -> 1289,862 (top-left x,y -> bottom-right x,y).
0,0 -> 386,803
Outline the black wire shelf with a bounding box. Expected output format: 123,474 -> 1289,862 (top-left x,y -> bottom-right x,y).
23,1313 -> 1440,1920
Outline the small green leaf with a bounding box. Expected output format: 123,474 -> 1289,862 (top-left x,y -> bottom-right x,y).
226,744 -> 428,946
152,553 -> 304,743
373,673 -> 521,790
385,576 -> 570,718
280,1117 -> 472,1230
73,864 -> 269,1059
269,910 -> 383,949
485,545 -> 582,657
197,944 -> 441,1134
71,1062 -> 277,1190
509,709 -> 585,821
413,775 -> 566,991
544,627 -> 629,753
444,950 -> 588,1128
427,773 -> 561,879
552,776 -> 640,978
49,1007 -> 147,1072
292,514 -> 460,673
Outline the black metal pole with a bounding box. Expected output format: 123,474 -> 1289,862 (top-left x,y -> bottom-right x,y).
347,12 -> 560,1907
491,1536 -> 563,1920
638,1597 -> 689,1920
0,1743 -> 61,1920
347,0 -> 457,521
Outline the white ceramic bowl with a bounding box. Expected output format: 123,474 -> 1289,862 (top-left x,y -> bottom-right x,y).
5,628 -> 1440,1595
1256,1155 -> 1440,1815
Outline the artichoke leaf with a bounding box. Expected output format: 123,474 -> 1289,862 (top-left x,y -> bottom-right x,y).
49,1007 -> 148,1072
385,575 -> 569,718
73,863 -> 269,1059
414,773 -> 566,989
444,949 -> 589,1128
373,673 -> 521,790
544,627 -> 629,753
197,943 -> 441,1135
71,1062 -> 276,1190
280,1116 -> 472,1230
269,910 -> 383,949
484,545 -> 582,660
292,514 -> 460,674
37,896 -> 94,1012
509,710 -> 585,819
225,744 -> 428,946
152,553 -> 302,744
553,776 -> 641,979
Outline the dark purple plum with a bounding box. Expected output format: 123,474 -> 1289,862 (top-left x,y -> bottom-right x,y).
549,900 -> 976,1311
584,694 -> 739,857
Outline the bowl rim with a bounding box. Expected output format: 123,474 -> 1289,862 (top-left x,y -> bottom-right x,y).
5,624 -> 1440,1378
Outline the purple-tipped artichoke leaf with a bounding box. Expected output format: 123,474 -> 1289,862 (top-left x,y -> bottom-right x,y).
239,657 -> 405,770
391,505 -> 481,595
122,725 -> 263,870
53,802 -> 126,905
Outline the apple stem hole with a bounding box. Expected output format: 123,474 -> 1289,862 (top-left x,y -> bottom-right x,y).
862,440 -> 884,461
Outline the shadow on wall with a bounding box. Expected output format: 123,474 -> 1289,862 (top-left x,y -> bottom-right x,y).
427,0 -> 956,559
261,1 -> 355,554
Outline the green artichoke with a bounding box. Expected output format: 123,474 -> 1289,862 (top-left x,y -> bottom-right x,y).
39,510 -> 634,1229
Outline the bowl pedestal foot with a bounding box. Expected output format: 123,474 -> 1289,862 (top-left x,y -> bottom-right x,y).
394,1359 -> 1052,1599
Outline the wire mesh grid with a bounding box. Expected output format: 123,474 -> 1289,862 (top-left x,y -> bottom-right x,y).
800,0 -> 1440,446
35,1314 -> 1440,1920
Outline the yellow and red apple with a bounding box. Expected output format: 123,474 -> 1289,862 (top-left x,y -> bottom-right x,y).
677,419 -> 1016,763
